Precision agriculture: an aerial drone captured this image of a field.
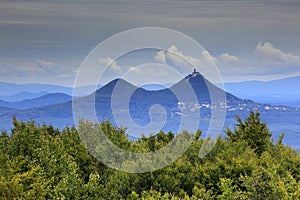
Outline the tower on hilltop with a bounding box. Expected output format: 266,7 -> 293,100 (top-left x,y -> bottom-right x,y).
185,69 -> 201,80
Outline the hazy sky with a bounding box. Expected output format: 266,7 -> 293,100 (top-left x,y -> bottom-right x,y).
1,0 -> 300,86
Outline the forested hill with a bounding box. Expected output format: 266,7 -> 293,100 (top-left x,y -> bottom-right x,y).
1,111 -> 299,199
0,93 -> 71,110
1,71 -> 300,151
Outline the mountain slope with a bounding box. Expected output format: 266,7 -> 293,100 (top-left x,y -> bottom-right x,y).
0,91 -> 48,102
0,71 -> 299,151
0,82 -> 102,97
0,93 -> 72,109
225,76 -> 300,107
0,72 -> 241,131
0,82 -> 73,96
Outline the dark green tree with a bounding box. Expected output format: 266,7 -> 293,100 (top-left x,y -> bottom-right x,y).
225,111 -> 272,155
1,114 -> 299,199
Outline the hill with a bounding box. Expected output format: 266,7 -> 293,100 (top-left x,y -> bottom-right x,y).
0,82 -> 73,96
0,91 -> 48,102
0,93 -> 72,110
0,82 -> 102,97
0,71 -> 299,151
225,76 -> 300,107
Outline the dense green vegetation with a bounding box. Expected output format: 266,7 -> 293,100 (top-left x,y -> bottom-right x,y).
0,111 -> 299,199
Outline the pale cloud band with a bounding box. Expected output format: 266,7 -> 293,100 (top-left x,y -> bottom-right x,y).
255,42 -> 300,66
0,41 -> 299,85
0,0 -> 299,86
151,42 -> 300,83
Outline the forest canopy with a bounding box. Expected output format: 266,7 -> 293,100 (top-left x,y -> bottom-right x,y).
0,111 -> 299,199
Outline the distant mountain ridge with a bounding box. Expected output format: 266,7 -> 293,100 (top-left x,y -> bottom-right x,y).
0,71 -> 299,151
0,82 -> 73,96
0,91 -> 48,102
0,82 -> 102,97
1,71 -> 244,131
0,93 -> 72,110
1,75 -> 298,105
225,76 -> 300,107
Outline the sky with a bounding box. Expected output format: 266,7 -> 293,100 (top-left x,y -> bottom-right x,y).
0,0 -> 300,86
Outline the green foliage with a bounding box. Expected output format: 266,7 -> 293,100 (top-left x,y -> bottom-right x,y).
225,111 -> 272,155
0,111 -> 299,199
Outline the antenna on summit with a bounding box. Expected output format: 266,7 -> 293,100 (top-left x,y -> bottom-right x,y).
186,69 -> 200,80
192,68 -> 200,76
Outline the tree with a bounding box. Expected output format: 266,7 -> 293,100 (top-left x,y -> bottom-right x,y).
225,111 -> 272,155
1,115 -> 299,199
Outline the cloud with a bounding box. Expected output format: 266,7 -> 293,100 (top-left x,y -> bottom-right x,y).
154,50 -> 166,64
0,20 -> 40,25
153,43 -> 300,82
217,42 -> 300,81
2,42 -> 299,86
218,53 -> 240,63
37,59 -> 77,79
154,45 -> 216,72
0,59 -> 79,86
38,59 -> 69,76
0,61 -> 14,75
202,50 -> 217,64
255,42 -> 300,65
97,57 -> 143,84
1,0 -> 300,86
153,45 -> 245,84
98,57 -> 123,73
155,45 -> 240,69
37,59 -> 55,68
57,72 -> 75,79
128,66 -> 141,73
154,45 -> 241,79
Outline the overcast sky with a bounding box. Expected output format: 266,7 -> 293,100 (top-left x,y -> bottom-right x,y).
0,0 -> 300,86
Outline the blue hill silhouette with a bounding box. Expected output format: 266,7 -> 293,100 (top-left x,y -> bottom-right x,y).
0,70 -> 299,151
